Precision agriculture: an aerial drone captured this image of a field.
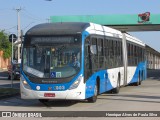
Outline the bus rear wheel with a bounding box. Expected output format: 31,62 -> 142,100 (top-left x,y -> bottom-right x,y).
139,77 -> 142,85
135,74 -> 141,86
87,83 -> 98,103
139,71 -> 143,85
112,79 -> 120,94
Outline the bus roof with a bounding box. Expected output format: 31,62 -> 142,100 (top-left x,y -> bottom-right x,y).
25,22 -> 145,46
25,22 -> 90,36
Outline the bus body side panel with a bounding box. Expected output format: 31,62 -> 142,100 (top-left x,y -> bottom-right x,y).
128,61 -> 147,84
85,70 -> 111,99
119,67 -> 125,86
107,68 -> 122,89
127,66 -> 137,84
85,68 -> 122,99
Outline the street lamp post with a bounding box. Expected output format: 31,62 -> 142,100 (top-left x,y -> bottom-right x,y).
9,34 -> 17,88
11,34 -> 14,88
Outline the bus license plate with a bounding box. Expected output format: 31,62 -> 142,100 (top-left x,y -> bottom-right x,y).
44,93 -> 55,97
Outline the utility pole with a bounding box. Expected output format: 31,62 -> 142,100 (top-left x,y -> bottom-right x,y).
46,18 -> 50,23
16,7 -> 21,41
15,7 -> 22,63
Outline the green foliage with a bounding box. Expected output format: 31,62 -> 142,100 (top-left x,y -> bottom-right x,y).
0,30 -> 11,59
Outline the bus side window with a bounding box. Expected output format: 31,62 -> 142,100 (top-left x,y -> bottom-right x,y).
108,40 -> 114,68
104,39 -> 108,67
97,38 -> 104,69
91,38 -> 98,71
131,44 -> 133,66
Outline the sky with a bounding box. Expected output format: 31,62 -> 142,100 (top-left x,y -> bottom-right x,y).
0,0 -> 160,52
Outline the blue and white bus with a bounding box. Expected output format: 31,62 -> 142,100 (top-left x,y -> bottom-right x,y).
20,22 -> 147,103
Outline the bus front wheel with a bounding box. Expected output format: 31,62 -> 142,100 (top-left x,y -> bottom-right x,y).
87,83 -> 98,103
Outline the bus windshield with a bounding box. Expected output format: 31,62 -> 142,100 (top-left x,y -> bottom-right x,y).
22,36 -> 81,78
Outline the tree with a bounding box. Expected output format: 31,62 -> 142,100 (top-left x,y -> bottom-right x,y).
0,30 -> 11,59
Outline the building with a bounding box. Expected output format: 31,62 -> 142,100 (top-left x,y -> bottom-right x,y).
0,51 -> 10,70
146,45 -> 160,69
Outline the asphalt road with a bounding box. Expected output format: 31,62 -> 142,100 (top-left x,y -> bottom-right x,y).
0,70 -> 8,79
0,78 -> 160,111
0,70 -> 160,120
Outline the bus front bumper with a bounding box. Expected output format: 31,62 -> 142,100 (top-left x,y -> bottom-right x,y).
20,81 -> 85,100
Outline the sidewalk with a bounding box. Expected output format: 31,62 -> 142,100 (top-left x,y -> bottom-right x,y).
0,69 -> 7,72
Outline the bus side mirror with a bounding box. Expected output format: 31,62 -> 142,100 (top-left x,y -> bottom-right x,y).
90,45 -> 97,55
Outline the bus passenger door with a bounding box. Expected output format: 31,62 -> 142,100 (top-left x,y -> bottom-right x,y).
84,39 -> 92,81
43,48 -> 51,77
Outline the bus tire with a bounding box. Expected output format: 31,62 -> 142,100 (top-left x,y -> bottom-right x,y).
136,74 -> 140,86
87,83 -> 98,103
112,77 -> 120,94
139,79 -> 142,85
139,71 -> 143,85
39,99 -> 49,103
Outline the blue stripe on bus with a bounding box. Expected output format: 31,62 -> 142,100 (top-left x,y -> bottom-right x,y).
128,61 -> 147,84
85,70 -> 113,99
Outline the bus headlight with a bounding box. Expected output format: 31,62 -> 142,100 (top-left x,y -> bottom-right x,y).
21,75 -> 31,90
69,76 -> 82,90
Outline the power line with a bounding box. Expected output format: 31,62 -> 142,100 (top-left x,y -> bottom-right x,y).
22,9 -> 45,22
22,22 -> 35,31
4,26 -> 17,31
